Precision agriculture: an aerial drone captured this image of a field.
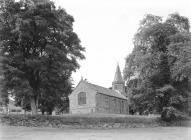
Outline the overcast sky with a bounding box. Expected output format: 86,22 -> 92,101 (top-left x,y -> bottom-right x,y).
53,0 -> 191,88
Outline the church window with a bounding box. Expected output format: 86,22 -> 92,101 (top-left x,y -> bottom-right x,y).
105,96 -> 109,108
121,101 -> 124,111
78,92 -> 86,105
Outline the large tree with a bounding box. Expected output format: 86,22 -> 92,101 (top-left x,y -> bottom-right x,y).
124,13 -> 191,116
0,0 -> 85,114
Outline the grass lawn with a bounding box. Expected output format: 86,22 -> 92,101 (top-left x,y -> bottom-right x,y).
0,125 -> 190,140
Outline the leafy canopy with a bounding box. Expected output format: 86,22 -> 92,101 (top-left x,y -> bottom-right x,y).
0,0 -> 85,114
124,13 -> 191,115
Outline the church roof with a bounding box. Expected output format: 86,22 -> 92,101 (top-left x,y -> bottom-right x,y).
83,80 -> 127,100
113,64 -> 124,83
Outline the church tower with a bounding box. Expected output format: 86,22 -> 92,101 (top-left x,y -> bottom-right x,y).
112,64 -> 125,96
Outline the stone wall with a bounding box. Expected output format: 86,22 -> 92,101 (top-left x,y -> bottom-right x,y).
95,93 -> 128,114
69,82 -> 96,114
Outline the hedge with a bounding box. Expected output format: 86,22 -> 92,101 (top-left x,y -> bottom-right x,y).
0,114 -> 190,128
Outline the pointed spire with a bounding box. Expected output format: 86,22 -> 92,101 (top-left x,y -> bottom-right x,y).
113,63 -> 123,83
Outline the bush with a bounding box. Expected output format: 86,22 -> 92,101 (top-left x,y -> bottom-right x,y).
161,107 -> 176,122
1,113 -> 190,128
161,107 -> 190,122
0,114 -> 160,128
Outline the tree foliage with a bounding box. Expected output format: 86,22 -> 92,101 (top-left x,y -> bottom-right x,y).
0,0 -> 85,114
124,13 -> 191,116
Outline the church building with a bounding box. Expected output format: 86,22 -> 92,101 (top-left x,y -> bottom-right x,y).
69,64 -> 129,114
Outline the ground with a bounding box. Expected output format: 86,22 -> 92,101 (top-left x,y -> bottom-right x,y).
0,126 -> 190,140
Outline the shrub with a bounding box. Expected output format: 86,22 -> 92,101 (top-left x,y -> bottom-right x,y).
161,107 -> 177,122
0,114 -> 160,128
1,113 -> 189,128
160,107 -> 189,122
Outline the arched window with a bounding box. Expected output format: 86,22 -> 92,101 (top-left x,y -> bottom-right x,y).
78,92 -> 86,105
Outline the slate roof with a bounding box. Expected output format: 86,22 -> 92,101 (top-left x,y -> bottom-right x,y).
83,81 -> 127,100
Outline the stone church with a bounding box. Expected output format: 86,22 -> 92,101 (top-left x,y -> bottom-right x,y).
69,64 -> 129,114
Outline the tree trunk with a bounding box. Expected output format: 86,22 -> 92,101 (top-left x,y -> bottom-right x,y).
41,109 -> 45,115
30,97 -> 38,115
48,111 -> 52,115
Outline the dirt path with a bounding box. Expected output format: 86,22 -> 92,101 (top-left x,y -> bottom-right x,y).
0,125 -> 190,140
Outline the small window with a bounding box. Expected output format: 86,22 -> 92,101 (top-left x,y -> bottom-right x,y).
78,92 -> 86,105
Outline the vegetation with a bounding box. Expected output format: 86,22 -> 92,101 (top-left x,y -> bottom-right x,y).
124,13 -> 191,120
0,114 -> 162,128
1,114 -> 190,128
0,0 -> 85,114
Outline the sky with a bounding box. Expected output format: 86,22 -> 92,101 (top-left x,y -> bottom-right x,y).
53,0 -> 191,88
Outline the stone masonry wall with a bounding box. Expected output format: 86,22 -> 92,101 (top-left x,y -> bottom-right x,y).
95,93 -> 128,114
69,82 -> 96,114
